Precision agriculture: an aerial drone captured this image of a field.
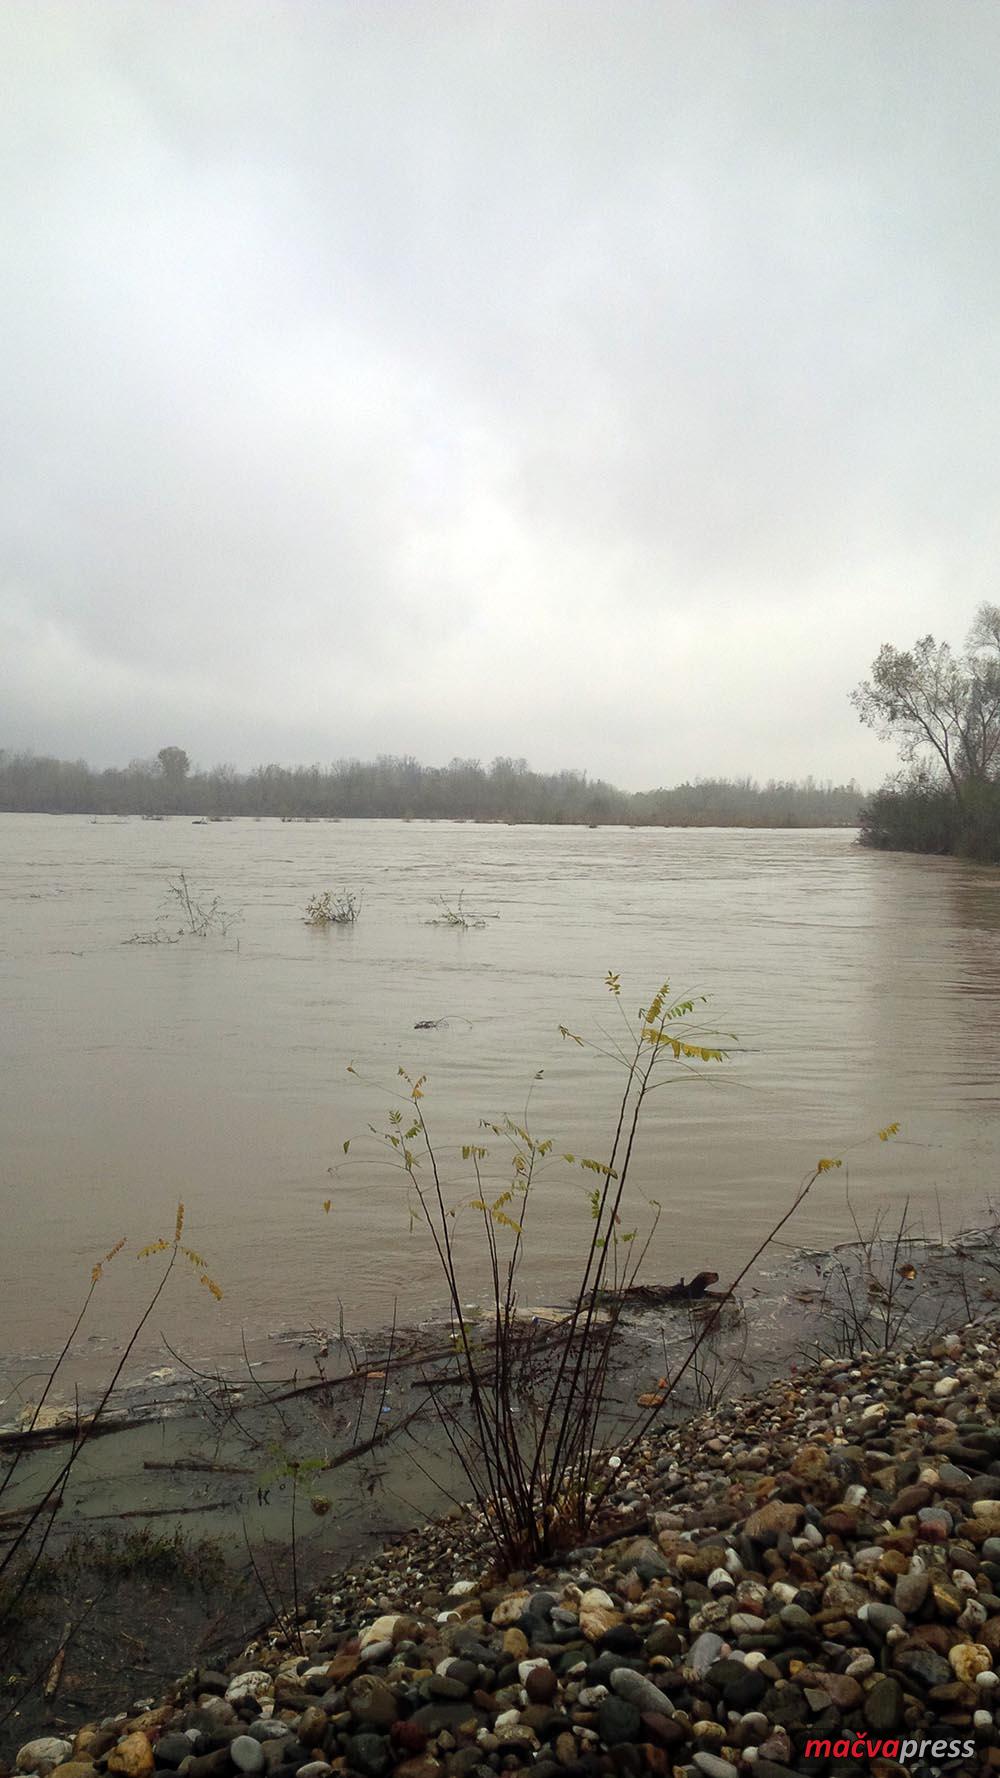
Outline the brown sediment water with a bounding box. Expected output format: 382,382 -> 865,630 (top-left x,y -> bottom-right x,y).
2,814 -> 999,1394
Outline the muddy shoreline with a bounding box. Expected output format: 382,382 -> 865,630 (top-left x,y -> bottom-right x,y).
7,1303 -> 1000,1773
4,1219 -> 1000,1755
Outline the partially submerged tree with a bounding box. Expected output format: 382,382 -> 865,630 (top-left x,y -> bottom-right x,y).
851,604 -> 1000,801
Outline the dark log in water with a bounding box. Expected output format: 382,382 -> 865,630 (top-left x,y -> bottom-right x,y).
600,1270 -> 722,1307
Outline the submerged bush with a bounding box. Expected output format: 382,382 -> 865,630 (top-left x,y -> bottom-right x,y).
165,872 -> 241,936
304,889 -> 362,925
126,873 -> 242,943
425,891 -> 494,929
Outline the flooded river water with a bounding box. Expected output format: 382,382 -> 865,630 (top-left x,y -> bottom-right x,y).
2,815 -> 999,1391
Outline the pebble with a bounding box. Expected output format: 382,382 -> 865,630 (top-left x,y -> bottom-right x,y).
863,1677 -> 902,1733
16,1741 -> 74,1774
692,1755 -> 739,1778
223,1674 -> 272,1705
608,1667 -> 675,1714
105,1734 -> 153,1778
229,1739 -> 266,1775
894,1569 -> 930,1613
861,1600 -> 906,1634
687,1630 -> 725,1675
949,1642 -> 993,1682
596,1697 -> 640,1745
16,1320 -> 1000,1778
934,1375 -> 961,1397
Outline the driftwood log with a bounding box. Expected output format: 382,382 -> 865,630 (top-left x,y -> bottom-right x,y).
600,1270 -> 721,1308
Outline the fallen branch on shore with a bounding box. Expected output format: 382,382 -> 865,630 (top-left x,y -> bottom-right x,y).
0,1492 -> 64,1529
0,1415 -> 145,1454
266,1317 -> 574,1406
318,1400 -> 427,1471
0,1318 -> 581,1457
88,1502 -> 230,1521
142,1459 -> 252,1475
43,1620 -> 73,1701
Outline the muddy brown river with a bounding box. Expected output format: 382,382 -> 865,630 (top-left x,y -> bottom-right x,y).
2,815 -> 999,1394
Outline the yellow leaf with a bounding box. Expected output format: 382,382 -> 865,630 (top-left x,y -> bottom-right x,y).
493,1212 -> 524,1234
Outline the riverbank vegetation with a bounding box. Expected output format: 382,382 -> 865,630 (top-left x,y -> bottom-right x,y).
854,602 -> 1000,862
333,973 -> 905,1567
0,749 -> 862,826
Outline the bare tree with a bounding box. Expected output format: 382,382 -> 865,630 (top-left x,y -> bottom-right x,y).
851,603 -> 1000,800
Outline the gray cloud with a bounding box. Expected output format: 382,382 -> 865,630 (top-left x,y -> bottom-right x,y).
2,0 -> 998,788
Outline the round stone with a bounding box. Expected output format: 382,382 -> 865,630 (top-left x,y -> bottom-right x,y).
524,1666 -> 558,1704
597,1697 -> 641,1746
17,1741 -> 74,1774
229,1738 -> 265,1775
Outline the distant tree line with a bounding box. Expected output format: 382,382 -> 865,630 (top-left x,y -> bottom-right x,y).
853,603 -> 1000,863
0,748 -> 864,827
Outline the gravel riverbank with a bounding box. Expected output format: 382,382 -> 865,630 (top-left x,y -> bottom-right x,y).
9,1318 -> 1000,1778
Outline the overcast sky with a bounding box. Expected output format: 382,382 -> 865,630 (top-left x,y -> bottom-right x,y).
2,2 -> 997,789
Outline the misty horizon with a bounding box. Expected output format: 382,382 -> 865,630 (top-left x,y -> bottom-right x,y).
0,745 -> 865,825
1,740 -> 869,797
4,3 -> 999,786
